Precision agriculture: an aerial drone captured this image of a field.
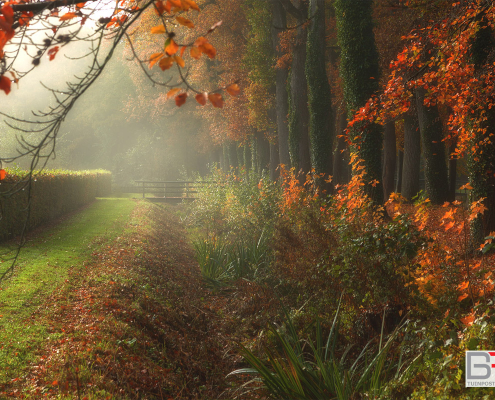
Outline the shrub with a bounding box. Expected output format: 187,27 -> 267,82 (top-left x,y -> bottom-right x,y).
0,168 -> 112,241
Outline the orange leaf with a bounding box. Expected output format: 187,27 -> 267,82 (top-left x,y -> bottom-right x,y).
0,76 -> 11,95
169,0 -> 182,8
199,42 -> 216,59
60,12 -> 77,21
158,57 -> 174,70
173,56 -> 185,67
182,0 -> 200,11
149,52 -> 165,69
0,169 -> 6,180
52,380 -> 58,386
460,182 -> 473,190
167,88 -> 180,99
155,1 -> 167,15
150,25 -> 166,34
208,93 -> 223,108
444,221 -> 455,231
176,16 -> 194,28
460,314 -> 475,326
175,92 -> 187,107
190,46 -> 201,59
458,293 -> 469,302
165,38 -> 179,55
194,36 -> 208,47
457,281 -> 469,291
47,46 -> 59,61
76,2 -> 86,8
226,83 -> 240,96
195,92 -> 207,105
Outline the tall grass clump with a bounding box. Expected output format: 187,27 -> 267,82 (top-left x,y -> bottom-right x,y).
229,304 -> 406,399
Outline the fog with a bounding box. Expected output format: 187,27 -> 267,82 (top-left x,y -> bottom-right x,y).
0,16 -> 209,186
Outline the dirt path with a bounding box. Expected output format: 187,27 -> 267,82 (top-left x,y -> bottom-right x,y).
2,201 -> 249,399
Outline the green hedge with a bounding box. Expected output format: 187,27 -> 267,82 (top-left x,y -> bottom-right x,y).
0,169 -> 112,242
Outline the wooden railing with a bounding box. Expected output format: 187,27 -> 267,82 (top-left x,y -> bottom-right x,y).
133,180 -> 208,200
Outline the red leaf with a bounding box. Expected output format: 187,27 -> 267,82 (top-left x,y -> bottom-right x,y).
226,83 -> 240,96
0,76 -> 11,95
175,92 -> 187,107
208,93 -> 223,108
60,12 -> 77,21
0,169 -> 6,180
195,92 -> 207,105
47,46 -> 59,61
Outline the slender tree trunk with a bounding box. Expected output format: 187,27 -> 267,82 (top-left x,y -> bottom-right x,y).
244,143 -> 252,177
222,143 -> 229,172
448,139 -> 457,202
306,0 -> 333,186
270,142 -> 280,180
228,141 -> 239,170
288,1 -> 311,175
333,110 -> 349,186
271,0 -> 291,168
382,121 -> 396,201
401,102 -> 421,200
396,149 -> 403,193
256,131 -> 270,175
415,87 -> 449,204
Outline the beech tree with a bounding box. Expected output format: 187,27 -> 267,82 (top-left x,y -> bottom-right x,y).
306,0 -> 333,184
334,0 -> 383,204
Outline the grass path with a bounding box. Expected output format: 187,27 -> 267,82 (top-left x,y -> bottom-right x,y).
0,199 -> 138,394
0,199 -> 253,399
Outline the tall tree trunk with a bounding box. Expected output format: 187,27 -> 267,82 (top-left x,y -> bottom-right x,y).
415,87 -> 449,204
306,0 -> 333,185
334,0 -> 383,204
333,110 -> 350,186
448,139 -> 457,202
228,141 -> 239,170
256,131 -> 271,175
382,121 -> 396,201
469,20 -> 495,245
396,149 -> 403,194
271,0 -> 291,168
244,143 -> 252,176
222,143 -> 229,172
287,1 -> 311,175
401,102 -> 421,200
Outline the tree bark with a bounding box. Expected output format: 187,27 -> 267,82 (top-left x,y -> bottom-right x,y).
401,102 -> 421,201
382,121 -> 396,201
334,0 -> 383,204
448,138 -> 457,202
415,87 -> 449,204
287,0 -> 311,175
306,0 -> 333,184
396,149 -> 403,194
271,0 -> 291,168
333,110 -> 350,186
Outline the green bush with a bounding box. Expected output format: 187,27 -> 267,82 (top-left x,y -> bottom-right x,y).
0,168 -> 111,241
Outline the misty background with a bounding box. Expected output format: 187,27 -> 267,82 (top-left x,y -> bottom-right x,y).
0,28 -> 211,186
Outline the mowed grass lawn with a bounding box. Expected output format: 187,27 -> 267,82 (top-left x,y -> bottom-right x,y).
0,198 -> 137,387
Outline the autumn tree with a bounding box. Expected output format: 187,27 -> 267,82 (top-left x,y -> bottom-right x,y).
306,0 -> 333,184
282,0 -> 311,175
334,0 -> 383,203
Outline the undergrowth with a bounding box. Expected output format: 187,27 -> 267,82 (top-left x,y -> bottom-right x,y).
186,160 -> 495,399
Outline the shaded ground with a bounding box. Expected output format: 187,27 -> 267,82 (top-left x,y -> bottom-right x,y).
0,200 -> 276,399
